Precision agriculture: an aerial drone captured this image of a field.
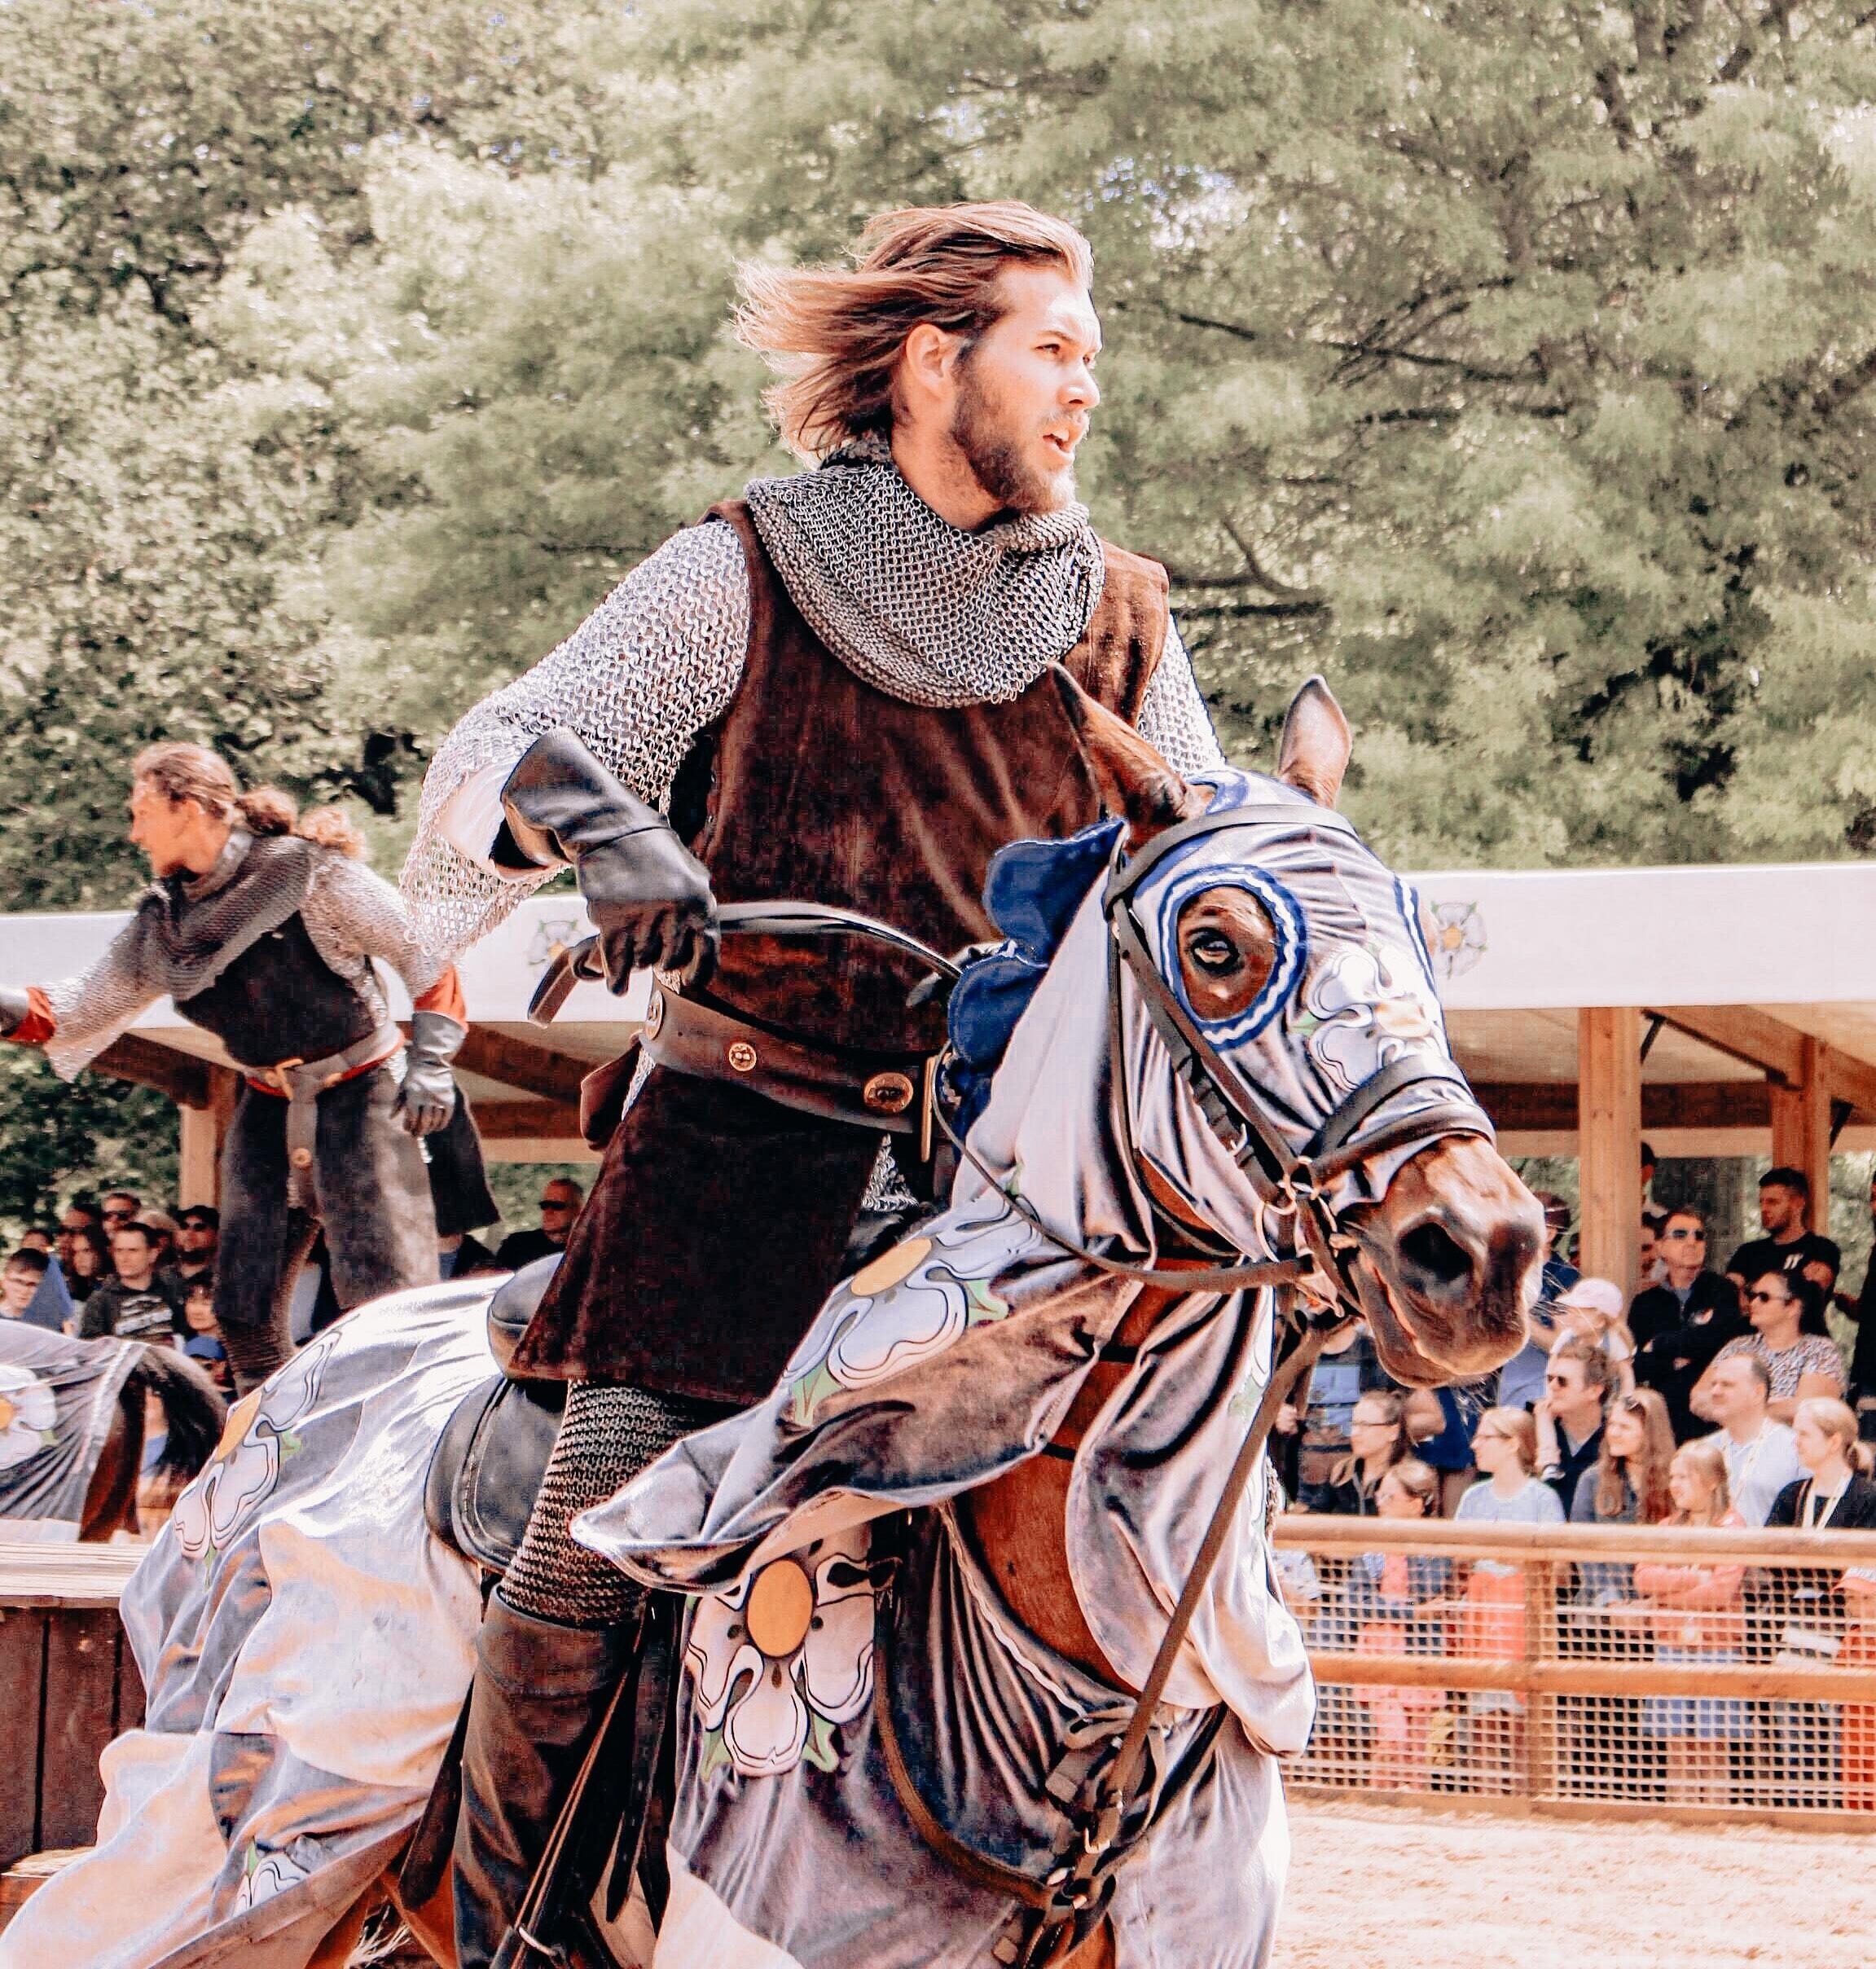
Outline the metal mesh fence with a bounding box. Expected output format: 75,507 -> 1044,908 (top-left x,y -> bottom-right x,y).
1272,1518 -> 1876,1823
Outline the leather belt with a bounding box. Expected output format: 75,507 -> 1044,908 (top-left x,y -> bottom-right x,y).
639,988 -> 938,1153
244,1023 -> 404,1211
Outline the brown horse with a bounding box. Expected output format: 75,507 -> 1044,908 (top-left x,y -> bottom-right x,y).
946,687 -> 1535,1969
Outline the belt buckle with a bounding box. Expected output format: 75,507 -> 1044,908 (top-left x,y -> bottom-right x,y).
269,1056 -> 305,1094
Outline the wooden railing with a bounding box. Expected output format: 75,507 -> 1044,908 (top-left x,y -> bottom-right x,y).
1270,1518 -> 1876,1827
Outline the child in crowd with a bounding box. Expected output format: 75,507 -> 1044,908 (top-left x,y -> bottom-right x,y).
1,1247 -> 47,1321
1452,1408 -> 1564,1792
1351,1458 -> 1451,1791
181,1275 -> 231,1394
1632,1439 -> 1747,1806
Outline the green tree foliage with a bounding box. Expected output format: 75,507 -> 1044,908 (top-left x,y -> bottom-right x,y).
0,1049 -> 177,1240
212,0 -> 1876,870
12,0 -> 1876,1215
0,0 -> 608,908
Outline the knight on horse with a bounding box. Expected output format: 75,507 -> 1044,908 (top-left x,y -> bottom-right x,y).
398,200 -> 1227,1964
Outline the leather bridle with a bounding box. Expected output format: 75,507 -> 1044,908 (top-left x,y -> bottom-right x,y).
935,799 -> 1496,1333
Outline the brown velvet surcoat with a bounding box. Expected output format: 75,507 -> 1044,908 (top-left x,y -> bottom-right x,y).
513,503 -> 1168,1400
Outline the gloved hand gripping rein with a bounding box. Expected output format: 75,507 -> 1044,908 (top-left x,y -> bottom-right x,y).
495,727 -> 718,991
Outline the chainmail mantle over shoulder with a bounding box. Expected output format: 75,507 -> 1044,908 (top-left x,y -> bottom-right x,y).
742,432 -> 1105,708
40,834 -> 447,1080
402,450 -> 1224,961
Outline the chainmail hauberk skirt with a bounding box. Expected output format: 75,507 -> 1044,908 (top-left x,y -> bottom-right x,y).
499,1382 -> 734,1628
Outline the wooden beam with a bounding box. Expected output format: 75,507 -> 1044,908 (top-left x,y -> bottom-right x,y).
1771,1033 -> 1831,1218
177,1066 -> 239,1209
88,1035 -> 210,1108
1821,1041 -> 1876,1121
472,1100 -> 584,1141
1579,1009 -> 1642,1298
1475,1082 -> 1773,1132
1645,1004 -> 1805,1083
452,1027 -> 590,1105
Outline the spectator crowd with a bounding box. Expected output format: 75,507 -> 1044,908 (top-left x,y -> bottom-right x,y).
1,1174 -> 591,1396
1273,1154 -> 1876,1809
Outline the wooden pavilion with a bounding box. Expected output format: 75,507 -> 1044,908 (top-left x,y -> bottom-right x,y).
7,858 -> 1876,1296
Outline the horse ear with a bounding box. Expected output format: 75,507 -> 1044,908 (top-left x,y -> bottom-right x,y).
1276,675 -> 1351,809
1052,666 -> 1207,848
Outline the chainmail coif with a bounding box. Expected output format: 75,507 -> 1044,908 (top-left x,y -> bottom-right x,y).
743,432 -> 1106,708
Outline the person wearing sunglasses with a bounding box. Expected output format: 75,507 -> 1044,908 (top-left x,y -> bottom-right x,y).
172,1205 -> 219,1286
1698,1271 -> 1845,1427
493,1177 -> 587,1272
1632,1207 -> 1748,1442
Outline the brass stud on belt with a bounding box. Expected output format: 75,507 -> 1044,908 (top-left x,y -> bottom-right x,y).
289,1146 -> 314,1169
645,991 -> 664,1037
727,1039 -> 758,1073
862,1070 -> 916,1115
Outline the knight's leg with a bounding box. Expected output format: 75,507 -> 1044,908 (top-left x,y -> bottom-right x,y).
454,1380 -> 727,1969
319,1066 -> 442,1306
214,1087 -> 303,1395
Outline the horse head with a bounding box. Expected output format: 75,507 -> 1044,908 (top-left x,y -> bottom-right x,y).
1053,669 -> 1540,1388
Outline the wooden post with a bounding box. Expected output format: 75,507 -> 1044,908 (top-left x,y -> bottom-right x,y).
1769,1034 -> 1830,1228
176,1066 -> 239,1209
1578,1008 -> 1642,1299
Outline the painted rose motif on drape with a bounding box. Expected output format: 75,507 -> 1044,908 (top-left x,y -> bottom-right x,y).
783,1194 -> 1043,1426
0,1364 -> 57,1470
687,1524 -> 881,1780
1299,943 -> 1443,1096
171,1332 -> 336,1558
233,1844 -> 310,1912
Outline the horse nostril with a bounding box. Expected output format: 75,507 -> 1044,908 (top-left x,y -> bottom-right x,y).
1399,1220 -> 1474,1292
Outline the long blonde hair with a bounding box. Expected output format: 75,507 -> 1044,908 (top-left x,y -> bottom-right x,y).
736,202 -> 1095,461
131,742 -> 365,858
1794,1397 -> 1874,1478
1667,1439 -> 1733,1526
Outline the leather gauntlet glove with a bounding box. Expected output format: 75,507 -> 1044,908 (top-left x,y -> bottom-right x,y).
396,1011 -> 465,1136
496,727 -> 718,991
0,987 -> 29,1038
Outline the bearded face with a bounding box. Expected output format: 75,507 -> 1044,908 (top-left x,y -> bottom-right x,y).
948,342 -> 1082,516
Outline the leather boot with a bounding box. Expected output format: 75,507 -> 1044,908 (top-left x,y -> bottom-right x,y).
453,1595 -> 635,1969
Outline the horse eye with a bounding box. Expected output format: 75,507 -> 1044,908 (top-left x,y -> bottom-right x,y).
1175,890 -> 1279,1018
1188,931 -> 1238,974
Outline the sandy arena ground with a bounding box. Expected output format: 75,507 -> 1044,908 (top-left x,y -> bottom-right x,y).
1280,1798 -> 1873,1968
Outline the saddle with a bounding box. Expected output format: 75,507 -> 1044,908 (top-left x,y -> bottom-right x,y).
424,1258 -> 567,1576
422,1202 -> 928,1580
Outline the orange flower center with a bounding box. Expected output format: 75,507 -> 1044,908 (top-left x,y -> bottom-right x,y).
850,1236 -> 933,1298
214,1389 -> 265,1460
745,1558 -> 815,1659
0,1394 -> 16,1433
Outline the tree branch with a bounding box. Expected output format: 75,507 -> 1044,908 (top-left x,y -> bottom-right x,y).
1813,347 -> 1876,420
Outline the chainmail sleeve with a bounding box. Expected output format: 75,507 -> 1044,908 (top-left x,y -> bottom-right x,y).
1136,614 -> 1228,774
402,523 -> 752,958
301,851 -> 448,1017
39,918 -> 166,1082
